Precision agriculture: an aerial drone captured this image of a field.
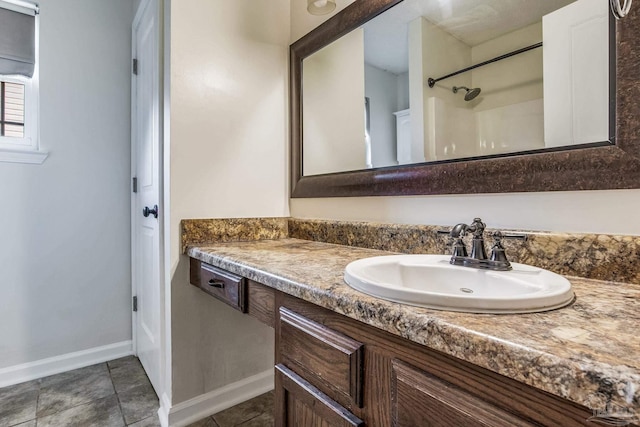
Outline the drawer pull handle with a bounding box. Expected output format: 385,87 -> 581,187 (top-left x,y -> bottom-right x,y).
208,279 -> 225,289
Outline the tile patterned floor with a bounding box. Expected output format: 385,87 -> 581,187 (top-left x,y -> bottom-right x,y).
0,356 -> 274,427
0,357 -> 158,427
195,392 -> 274,427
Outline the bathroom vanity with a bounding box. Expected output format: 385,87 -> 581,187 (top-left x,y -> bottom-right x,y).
187,237 -> 640,427
179,0 -> 640,421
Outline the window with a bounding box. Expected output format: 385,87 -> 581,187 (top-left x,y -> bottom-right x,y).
1,81 -> 25,138
0,0 -> 45,164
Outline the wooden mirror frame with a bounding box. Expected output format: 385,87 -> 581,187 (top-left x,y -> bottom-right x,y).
290,0 -> 640,198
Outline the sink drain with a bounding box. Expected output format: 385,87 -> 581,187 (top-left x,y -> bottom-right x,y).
460,288 -> 474,293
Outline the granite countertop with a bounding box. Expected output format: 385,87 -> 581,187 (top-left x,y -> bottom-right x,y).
187,238 -> 640,413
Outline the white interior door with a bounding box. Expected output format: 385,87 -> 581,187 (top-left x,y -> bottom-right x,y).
132,0 -> 162,395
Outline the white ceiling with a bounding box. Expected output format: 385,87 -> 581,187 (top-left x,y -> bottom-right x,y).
363,0 -> 577,75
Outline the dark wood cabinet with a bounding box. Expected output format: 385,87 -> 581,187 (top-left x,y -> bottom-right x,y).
275,364 -> 364,427
279,307 -> 364,409
274,293 -> 601,427
247,279 -> 276,327
391,359 -> 536,427
190,259 -> 633,427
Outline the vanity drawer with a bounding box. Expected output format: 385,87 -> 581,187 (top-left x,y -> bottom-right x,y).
278,307 -> 364,409
190,259 -> 246,312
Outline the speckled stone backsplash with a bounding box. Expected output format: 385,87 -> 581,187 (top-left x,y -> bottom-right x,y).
181,218 -> 288,253
288,218 -> 640,285
182,217 -> 640,284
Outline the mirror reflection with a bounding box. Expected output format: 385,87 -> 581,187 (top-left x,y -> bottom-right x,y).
302,0 -> 611,176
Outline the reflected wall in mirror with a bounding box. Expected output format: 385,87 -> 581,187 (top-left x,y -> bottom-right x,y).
302,0 -> 612,176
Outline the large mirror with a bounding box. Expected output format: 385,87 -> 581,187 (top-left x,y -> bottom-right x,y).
290,0 -> 640,197
302,0 -> 612,176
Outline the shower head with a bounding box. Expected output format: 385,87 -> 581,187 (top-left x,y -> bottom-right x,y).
453,86 -> 481,101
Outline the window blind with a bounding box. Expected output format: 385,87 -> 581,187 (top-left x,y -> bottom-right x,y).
0,2 -> 36,78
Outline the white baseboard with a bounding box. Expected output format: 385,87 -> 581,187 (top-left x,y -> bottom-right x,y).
158,392 -> 172,427
159,369 -> 274,427
0,340 -> 133,388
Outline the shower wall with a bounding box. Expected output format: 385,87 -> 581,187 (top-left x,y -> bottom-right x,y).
409,17 -> 471,162
471,22 -> 545,156
417,22 -> 544,160
472,23 -> 543,112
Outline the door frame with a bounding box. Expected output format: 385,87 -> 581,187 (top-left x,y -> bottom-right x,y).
131,0 -> 168,402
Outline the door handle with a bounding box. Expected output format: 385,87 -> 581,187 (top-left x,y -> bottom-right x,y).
143,205 -> 159,219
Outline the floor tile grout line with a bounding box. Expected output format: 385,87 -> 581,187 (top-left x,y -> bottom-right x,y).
34,382 -> 41,426
110,369 -> 129,426
210,415 -> 221,427
115,392 -> 129,426
237,410 -> 270,426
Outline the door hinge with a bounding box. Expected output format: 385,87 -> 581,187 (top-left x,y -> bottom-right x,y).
132,58 -> 138,75
132,177 -> 138,193
133,296 -> 138,312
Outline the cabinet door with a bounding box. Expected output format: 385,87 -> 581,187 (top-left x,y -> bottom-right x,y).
391,359 -> 537,427
275,364 -> 364,427
278,307 -> 364,408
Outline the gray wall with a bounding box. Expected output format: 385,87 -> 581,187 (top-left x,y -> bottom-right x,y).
0,0 -> 134,372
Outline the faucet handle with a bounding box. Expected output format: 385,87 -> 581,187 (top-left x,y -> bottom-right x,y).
436,228 -> 467,265
469,218 -> 486,238
490,232 -> 509,263
488,231 -> 527,269
493,231 -> 528,242
487,231 -> 510,270
451,238 -> 468,260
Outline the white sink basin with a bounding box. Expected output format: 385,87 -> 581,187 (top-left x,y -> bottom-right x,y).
344,255 -> 574,314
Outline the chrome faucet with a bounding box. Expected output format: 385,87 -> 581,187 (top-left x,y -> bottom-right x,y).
440,218 -> 527,271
